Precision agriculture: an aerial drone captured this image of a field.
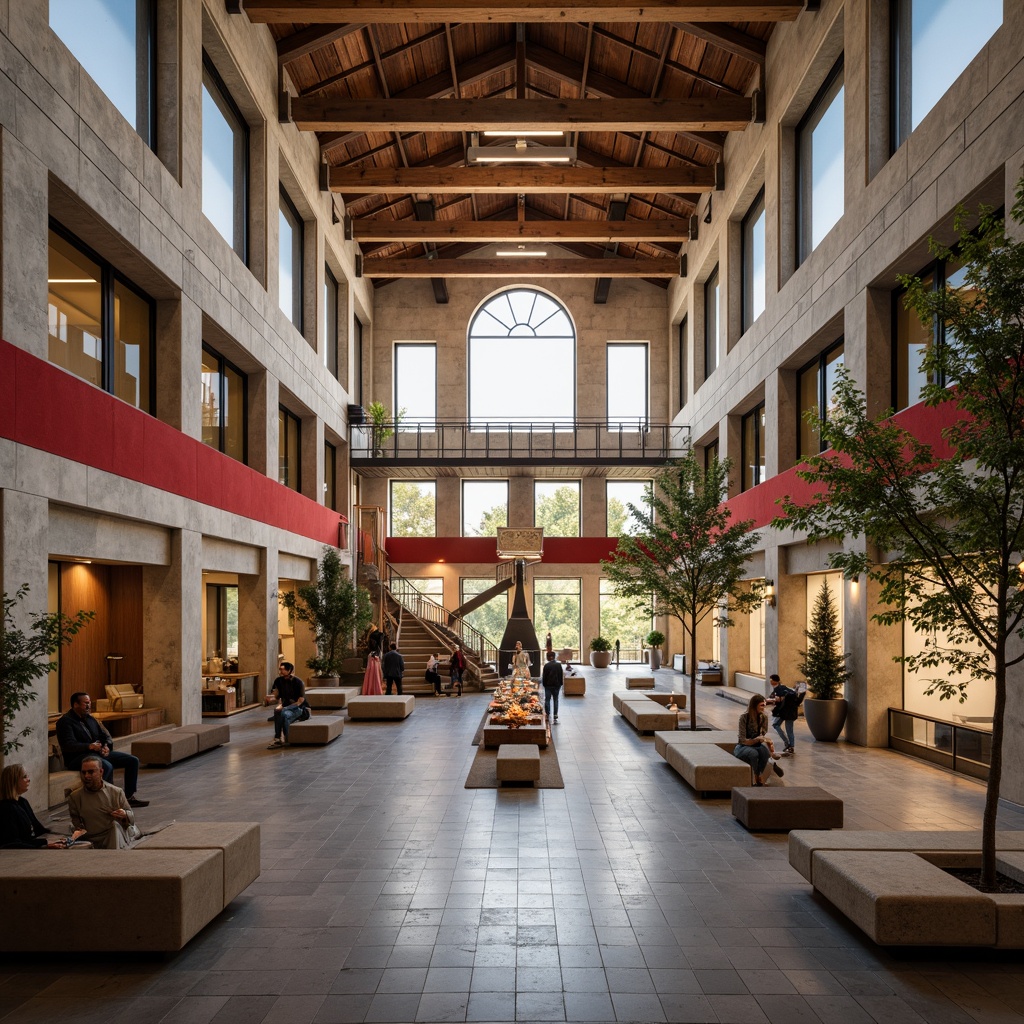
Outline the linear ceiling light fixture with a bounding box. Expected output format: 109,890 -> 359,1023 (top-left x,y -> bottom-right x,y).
468,132 -> 576,165
495,248 -> 549,256
482,130 -> 565,138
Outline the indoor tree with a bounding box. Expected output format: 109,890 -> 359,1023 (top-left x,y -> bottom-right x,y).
602,453 -> 762,729
775,185 -> 1024,887
1,584 -> 94,758
280,547 -> 373,679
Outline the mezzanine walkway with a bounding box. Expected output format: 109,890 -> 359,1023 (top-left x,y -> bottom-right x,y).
3,669 -> 1023,1024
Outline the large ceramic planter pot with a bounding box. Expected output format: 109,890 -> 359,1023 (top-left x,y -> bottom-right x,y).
804,697 -> 848,742
315,675 -> 341,688
590,651 -> 613,668
649,649 -> 663,670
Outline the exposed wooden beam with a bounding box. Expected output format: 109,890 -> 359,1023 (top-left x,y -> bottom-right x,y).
359,257 -> 681,278
673,22 -> 767,65
350,219 -> 692,242
244,1 -> 803,25
328,165 -> 717,193
291,96 -> 754,133
277,23 -> 364,64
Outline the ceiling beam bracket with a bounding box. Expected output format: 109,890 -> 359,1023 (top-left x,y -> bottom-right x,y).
344,213 -> 354,240
225,0 -> 242,13
355,254 -> 363,278
688,215 -> 699,241
319,161 -> 330,192
679,253 -> 687,278
278,82 -> 291,125
752,88 -> 766,125
714,162 -> 725,191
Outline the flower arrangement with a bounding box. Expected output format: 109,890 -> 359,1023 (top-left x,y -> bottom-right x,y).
503,703 -> 530,729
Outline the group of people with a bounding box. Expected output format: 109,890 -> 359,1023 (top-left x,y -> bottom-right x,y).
1,690 -> 153,851
510,640 -> 566,723
425,647 -> 465,697
733,674 -> 805,785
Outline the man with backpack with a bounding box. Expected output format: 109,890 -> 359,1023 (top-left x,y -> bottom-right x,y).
767,673 -> 802,755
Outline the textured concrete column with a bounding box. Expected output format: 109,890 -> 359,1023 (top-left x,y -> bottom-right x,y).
0,490 -> 50,807
581,477 -> 605,538
142,529 -> 202,726
0,128 -> 48,357
155,295 -> 201,435
436,478 -> 460,537
775,548 -> 806,692
238,546 -> 278,701
300,413 -> 323,503
508,477 -> 532,528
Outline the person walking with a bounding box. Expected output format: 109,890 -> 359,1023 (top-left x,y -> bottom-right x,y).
541,650 -> 564,723
382,642 -> 405,695
767,673 -> 800,755
448,646 -> 465,697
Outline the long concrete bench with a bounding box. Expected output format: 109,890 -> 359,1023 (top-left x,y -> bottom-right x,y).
619,698 -> 679,734
0,820 -> 260,952
346,694 -> 415,719
305,686 -> 361,710
131,723 -> 229,766
286,715 -> 344,745
612,691 -> 686,715
563,675 -> 586,696
732,786 -> 843,831
625,676 -> 655,689
496,744 -> 540,785
662,741 -> 753,796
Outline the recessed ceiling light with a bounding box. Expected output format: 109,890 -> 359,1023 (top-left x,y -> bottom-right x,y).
496,250 -> 548,257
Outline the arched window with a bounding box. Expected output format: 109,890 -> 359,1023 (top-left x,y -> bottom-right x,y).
468,288 -> 575,426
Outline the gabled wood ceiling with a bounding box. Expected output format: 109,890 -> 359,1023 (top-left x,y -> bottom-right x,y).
234,1 -> 805,297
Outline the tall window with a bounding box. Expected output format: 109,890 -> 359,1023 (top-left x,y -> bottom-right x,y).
390,481 -> 436,537
469,289 -> 574,426
352,316 -> 364,404
893,256 -> 971,410
797,341 -> 844,458
202,57 -> 248,260
323,266 -> 339,378
891,0 -> 1002,152
278,189 -> 303,329
460,578 -> 509,640
324,441 -> 337,510
599,579 -> 653,660
742,189 -> 766,331
797,58 -> 844,263
205,583 -> 239,660
462,481 -> 508,537
50,0 -> 155,147
533,578 -> 581,653
606,480 -> 651,536
534,482 -> 580,538
47,225 -> 154,413
606,344 -> 648,430
704,266 -> 720,380
278,407 -> 300,491
704,439 -> 720,473
201,345 -> 247,463
741,403 -> 766,491
678,316 -> 688,408
394,344 -> 436,428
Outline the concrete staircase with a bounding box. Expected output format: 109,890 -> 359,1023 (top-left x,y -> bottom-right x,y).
396,612 -> 500,693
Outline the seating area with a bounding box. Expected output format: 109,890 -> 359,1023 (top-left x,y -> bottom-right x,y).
624,676 -> 655,689
287,715 -> 345,745
563,675 -> 586,696
0,821 -> 260,952
732,785 -> 843,831
612,689 -> 687,734
305,685 -> 361,710
346,694 -> 415,719
495,744 -> 541,785
131,722 -> 230,766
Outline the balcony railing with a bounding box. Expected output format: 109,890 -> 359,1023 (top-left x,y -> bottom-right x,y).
351,418 -> 690,466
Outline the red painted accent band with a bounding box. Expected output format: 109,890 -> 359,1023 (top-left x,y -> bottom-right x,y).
0,339 -> 345,547
386,536 -> 619,564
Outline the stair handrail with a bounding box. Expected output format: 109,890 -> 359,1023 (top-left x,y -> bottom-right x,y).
386,567 -> 499,667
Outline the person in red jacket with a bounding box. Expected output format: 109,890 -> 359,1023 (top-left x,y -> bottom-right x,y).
448,646 -> 466,697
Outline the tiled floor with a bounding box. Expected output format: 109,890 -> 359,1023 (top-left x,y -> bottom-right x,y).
4,669 -> 1024,1024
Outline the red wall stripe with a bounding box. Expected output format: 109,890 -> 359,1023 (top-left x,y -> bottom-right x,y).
385,536 -> 619,564
1,339 -> 345,547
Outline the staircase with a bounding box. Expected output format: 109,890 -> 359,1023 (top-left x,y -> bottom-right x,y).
396,612 -> 501,693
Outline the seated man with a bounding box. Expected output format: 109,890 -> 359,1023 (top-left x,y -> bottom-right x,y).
68,755 -> 138,849
55,692 -> 149,807
265,662 -> 307,749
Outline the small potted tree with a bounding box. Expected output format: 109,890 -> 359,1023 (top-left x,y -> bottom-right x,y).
1,584 -> 93,759
366,401 -> 405,457
798,578 -> 851,741
645,630 -> 666,671
589,636 -> 613,669
280,547 -> 372,685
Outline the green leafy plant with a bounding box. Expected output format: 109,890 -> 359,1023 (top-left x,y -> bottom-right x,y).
645,630 -> 665,649
1,585 -> 94,757
366,400 -> 405,456
589,636 -> 611,652
280,547 -> 373,678
797,579 -> 850,700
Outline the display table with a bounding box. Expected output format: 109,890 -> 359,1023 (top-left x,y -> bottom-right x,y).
483,716 -> 549,749
201,674 -> 260,716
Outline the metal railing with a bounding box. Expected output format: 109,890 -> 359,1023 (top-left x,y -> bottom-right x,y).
351,418 -> 690,464
387,568 -> 499,667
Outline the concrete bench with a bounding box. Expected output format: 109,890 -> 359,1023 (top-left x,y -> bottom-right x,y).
0,848 -> 224,952
625,676 -> 655,689
732,786 -> 843,831
496,744 -> 540,785
563,676 -> 586,696
662,742 -> 752,797
305,686 -> 361,710
645,691 -> 686,708
131,723 -> 229,766
138,821 -> 261,906
619,699 -> 679,734
286,715 -> 345,745
347,694 -> 415,719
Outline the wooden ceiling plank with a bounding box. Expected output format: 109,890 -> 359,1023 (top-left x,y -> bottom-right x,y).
350,219 -> 692,241
292,95 -> 753,132
672,21 -> 767,65
277,23 -> 365,64
359,257 -> 680,277
329,165 -> 717,193
244,2 -> 803,25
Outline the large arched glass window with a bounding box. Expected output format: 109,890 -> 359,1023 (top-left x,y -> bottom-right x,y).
468,289 -> 575,426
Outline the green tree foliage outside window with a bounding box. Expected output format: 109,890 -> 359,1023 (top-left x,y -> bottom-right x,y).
474,504 -> 508,537
599,583 -> 652,655
460,579 -> 508,643
391,481 -> 436,537
535,484 -> 580,537
533,579 -> 581,651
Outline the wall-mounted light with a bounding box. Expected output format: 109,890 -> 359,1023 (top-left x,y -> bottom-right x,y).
764,579 -> 776,608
